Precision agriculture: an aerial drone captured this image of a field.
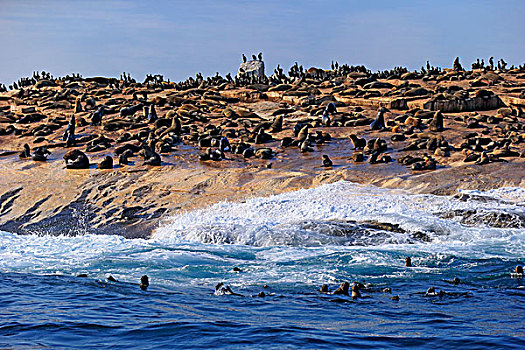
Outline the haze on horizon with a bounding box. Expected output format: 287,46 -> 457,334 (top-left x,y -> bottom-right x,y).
0,0 -> 523,85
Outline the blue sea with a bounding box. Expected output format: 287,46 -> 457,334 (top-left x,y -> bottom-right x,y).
1,182 -> 524,349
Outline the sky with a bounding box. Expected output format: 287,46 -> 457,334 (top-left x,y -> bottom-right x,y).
0,0 -> 524,85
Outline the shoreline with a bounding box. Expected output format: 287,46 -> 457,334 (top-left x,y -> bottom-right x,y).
1,64 -> 524,237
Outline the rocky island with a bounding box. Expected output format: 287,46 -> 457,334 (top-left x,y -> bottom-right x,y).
0,56 -> 524,237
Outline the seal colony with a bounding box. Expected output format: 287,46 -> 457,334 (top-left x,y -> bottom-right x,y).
0,56 -> 524,237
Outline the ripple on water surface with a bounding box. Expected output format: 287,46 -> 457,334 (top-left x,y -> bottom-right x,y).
0,182 -> 524,349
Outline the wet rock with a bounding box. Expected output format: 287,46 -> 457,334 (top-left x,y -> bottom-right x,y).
438,209 -> 525,228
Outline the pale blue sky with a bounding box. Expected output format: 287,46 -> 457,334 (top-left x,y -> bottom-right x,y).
0,0 -> 523,84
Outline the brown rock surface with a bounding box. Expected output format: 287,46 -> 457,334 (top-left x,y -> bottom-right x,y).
1,66 -> 524,237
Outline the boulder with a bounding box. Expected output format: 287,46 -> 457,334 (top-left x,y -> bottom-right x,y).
238,60 -> 265,78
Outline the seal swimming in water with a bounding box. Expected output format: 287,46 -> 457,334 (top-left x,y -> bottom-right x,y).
333,282 -> 349,296
351,284 -> 362,299
512,265 -> 524,278
140,275 -> 149,290
424,286 -> 442,297
107,275 -> 117,282
214,282 -> 243,296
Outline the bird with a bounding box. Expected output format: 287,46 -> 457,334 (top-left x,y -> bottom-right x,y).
242,54 -> 247,63
258,52 -> 262,60
252,54 -> 257,61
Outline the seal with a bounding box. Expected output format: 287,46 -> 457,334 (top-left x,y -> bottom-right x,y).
322,154 -> 333,167
90,106 -> 105,126
142,144 -> 161,166
107,275 -> 117,282
445,277 -> 461,285
296,125 -> 309,142
270,115 -> 283,133
351,284 -> 362,299
429,110 -> 444,132
148,105 -> 157,123
19,143 -> 30,158
32,147 -> 50,161
424,286 -> 442,297
370,106 -> 388,130
324,102 -> 337,115
405,257 -> 412,267
98,155 -> 113,169
119,149 -> 133,165
321,113 -> 331,127
349,134 -> 366,149
512,265 -> 524,278
63,149 -> 89,169
74,97 -> 82,113
214,282 -> 243,296
140,275 -> 149,290
333,282 -> 349,296
119,103 -> 143,118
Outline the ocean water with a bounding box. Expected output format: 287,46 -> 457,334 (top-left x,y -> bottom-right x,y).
1,181 -> 524,349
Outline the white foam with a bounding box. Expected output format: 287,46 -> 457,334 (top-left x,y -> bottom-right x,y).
1,182 -> 523,285
153,181 -> 525,249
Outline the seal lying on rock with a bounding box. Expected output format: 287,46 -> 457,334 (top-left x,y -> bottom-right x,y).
63,149 -> 90,169
120,104 -> 143,118
142,144 -> 161,166
19,143 -> 31,158
32,146 -> 50,161
322,154 -> 333,167
370,107 -> 388,130
90,106 -> 105,126
119,149 -> 133,165
98,155 -> 113,169
349,134 -> 366,149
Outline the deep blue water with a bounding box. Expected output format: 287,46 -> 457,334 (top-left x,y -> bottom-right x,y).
1,182 -> 524,349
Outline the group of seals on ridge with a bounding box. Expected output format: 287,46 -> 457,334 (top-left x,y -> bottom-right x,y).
3,56 -> 525,189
